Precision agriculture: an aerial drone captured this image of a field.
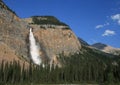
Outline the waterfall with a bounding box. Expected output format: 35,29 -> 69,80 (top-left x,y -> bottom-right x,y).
29,28 -> 41,65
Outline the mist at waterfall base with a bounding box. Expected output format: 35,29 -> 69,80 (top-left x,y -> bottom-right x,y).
29,28 -> 42,65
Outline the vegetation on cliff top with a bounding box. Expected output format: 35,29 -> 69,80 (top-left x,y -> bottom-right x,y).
31,16 -> 68,26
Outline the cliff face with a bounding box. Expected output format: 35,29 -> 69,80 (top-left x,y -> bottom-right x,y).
0,1 -> 81,66
32,24 -> 80,56
24,17 -> 81,65
0,0 -> 29,63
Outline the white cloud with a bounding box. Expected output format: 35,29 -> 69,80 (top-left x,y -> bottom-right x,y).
102,30 -> 116,36
96,25 -> 104,29
95,22 -> 109,29
111,14 -> 120,25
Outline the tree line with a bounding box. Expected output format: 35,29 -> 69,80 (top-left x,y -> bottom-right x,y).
0,46 -> 120,85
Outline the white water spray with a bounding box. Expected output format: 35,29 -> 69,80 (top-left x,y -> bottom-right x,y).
29,28 -> 41,65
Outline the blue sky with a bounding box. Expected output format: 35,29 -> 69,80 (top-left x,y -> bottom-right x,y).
3,0 -> 120,48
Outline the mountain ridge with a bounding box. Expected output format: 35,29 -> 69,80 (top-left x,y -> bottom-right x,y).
92,43 -> 120,55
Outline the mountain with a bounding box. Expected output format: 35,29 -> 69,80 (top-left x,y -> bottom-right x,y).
92,43 -> 120,55
0,1 -> 81,66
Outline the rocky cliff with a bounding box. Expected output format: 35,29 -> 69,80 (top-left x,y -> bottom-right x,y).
0,1 -> 81,66
23,16 -> 81,66
0,0 -> 29,64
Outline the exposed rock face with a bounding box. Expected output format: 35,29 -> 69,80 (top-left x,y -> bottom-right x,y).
0,0 -> 29,62
92,43 -> 120,55
26,17 -> 81,65
33,25 -> 81,56
0,1 -> 81,66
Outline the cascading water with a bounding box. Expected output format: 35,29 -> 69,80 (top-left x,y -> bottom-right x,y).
29,28 -> 41,65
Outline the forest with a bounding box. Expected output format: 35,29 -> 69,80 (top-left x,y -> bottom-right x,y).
0,45 -> 120,85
